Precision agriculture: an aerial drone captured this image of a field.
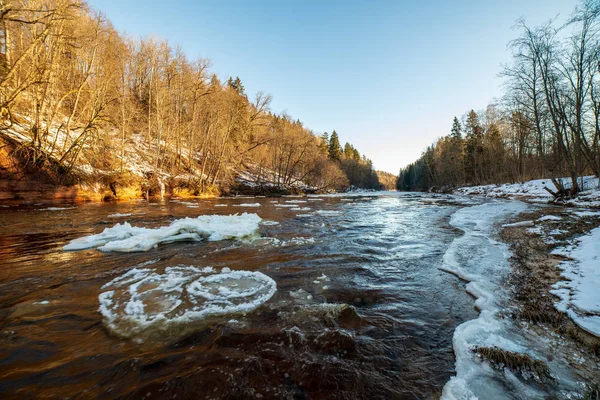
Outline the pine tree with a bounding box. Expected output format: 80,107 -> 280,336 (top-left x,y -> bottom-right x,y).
227,76 -> 245,95
328,130 -> 342,161
343,142 -> 354,158
464,110 -> 483,184
451,116 -> 462,140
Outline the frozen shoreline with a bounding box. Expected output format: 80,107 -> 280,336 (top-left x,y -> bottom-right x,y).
440,200 -> 600,399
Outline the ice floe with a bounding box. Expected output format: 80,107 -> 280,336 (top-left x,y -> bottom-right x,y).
260,220 -> 280,226
234,203 -> 261,207
108,213 -> 133,218
63,213 -> 261,252
98,266 -> 276,339
314,210 -> 342,216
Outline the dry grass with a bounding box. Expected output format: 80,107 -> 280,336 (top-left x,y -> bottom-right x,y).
473,346 -> 552,381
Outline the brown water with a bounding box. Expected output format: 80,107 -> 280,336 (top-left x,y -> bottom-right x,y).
0,193 -> 479,399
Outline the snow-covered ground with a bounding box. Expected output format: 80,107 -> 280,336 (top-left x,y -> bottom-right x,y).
234,165 -> 317,193
63,213 -> 261,252
551,226 -> 600,337
454,176 -> 600,207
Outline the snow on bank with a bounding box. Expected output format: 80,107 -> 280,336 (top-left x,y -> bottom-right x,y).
63,213 -> 261,252
99,266 -> 276,339
441,201 -> 552,399
454,176 -> 600,207
551,227 -> 600,337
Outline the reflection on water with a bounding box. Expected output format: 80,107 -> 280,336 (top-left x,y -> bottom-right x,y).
0,193 -> 478,399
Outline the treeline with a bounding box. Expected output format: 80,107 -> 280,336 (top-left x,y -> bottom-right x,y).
319,130 -> 380,190
0,0 -> 377,194
398,0 -> 600,197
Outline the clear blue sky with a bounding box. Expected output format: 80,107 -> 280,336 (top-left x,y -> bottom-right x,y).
88,0 -> 576,174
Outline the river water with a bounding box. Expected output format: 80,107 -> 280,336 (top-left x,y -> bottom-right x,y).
0,192 -> 584,399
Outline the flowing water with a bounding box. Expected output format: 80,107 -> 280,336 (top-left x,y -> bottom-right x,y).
0,192 -> 579,399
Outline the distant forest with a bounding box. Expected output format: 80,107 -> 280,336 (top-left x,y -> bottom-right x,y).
0,0 -> 383,195
398,0 -> 600,197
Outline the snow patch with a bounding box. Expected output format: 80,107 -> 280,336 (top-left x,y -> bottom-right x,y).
550,227 -> 600,336
454,176 -> 600,207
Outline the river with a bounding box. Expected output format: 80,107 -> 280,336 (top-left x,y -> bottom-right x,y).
0,192 -> 585,399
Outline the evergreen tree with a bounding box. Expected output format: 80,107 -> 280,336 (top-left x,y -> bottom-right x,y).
328,130 -> 342,161
343,142 -> 354,158
227,76 -> 245,95
464,110 -> 483,184
451,116 -> 462,140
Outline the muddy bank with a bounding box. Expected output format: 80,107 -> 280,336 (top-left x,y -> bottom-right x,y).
501,207 -> 600,394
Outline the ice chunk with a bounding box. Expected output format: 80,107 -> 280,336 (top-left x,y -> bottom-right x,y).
295,213 -> 314,218
63,213 -> 261,252
98,266 -> 276,339
260,220 -> 280,226
502,220 -> 534,228
234,203 -> 261,207
315,210 -> 341,216
537,215 -> 562,222
108,213 -> 133,218
290,207 -> 311,211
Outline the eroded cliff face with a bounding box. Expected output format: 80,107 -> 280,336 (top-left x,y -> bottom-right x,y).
0,137 -> 122,202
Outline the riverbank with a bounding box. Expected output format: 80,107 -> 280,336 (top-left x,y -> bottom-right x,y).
453,176 -> 600,208
500,206 -> 600,396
